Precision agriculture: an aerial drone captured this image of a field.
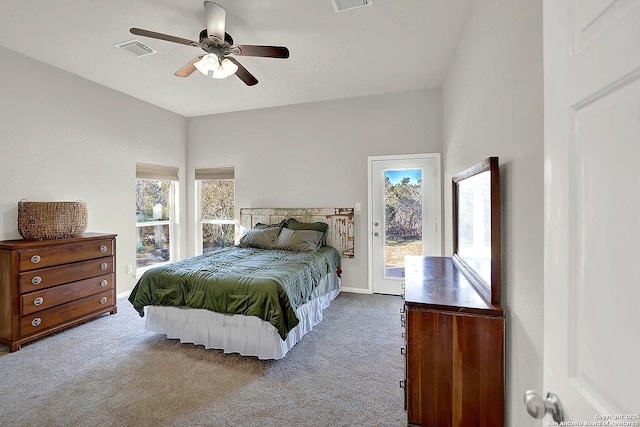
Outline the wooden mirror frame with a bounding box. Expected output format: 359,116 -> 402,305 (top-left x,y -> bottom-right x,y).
452,157 -> 500,305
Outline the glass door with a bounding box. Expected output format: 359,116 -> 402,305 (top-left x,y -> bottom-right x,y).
369,154 -> 441,295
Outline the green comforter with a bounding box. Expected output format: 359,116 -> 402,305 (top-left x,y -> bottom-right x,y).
128,246 -> 341,340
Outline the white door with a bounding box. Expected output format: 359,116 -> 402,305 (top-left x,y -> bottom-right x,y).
368,154 -> 441,295
541,0 -> 640,421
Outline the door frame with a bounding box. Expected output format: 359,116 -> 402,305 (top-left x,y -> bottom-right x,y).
367,153 -> 442,294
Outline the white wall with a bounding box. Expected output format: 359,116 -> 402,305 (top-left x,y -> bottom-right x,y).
0,46 -> 188,294
443,0 -> 543,425
187,89 -> 443,292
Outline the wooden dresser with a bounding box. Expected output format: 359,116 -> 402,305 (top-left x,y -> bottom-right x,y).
402,256 -> 504,426
0,233 -> 117,352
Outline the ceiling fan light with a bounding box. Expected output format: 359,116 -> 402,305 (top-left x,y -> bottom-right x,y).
221,58 -> 238,76
212,66 -> 227,79
204,54 -> 219,69
194,58 -> 209,76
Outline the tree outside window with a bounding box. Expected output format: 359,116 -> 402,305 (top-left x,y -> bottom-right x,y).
199,179 -> 235,253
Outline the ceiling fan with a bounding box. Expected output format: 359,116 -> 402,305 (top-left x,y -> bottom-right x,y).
130,1 -> 289,86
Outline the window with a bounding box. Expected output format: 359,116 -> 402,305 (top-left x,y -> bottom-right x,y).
136,162 -> 179,271
196,167 -> 235,254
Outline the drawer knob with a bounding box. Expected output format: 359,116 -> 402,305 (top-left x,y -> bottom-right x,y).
100,279 -> 108,287
100,263 -> 108,270
33,297 -> 44,306
31,317 -> 42,327
31,276 -> 42,285
100,245 -> 107,253
31,255 -> 41,264
100,297 -> 108,304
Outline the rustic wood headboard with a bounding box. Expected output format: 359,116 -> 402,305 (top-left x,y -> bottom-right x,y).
239,208 -> 354,258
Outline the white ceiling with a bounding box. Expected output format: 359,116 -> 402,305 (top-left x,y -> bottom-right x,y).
0,0 -> 472,117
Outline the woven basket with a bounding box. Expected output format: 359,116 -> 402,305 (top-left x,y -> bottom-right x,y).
18,200 -> 88,240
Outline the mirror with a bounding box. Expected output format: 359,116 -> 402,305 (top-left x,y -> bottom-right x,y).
452,157 -> 500,305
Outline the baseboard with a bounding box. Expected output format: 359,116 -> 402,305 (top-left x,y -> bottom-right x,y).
340,286 -> 373,294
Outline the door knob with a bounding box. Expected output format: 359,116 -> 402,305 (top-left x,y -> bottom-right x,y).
524,390 -> 564,422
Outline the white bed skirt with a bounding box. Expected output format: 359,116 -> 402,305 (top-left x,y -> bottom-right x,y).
145,273 -> 340,360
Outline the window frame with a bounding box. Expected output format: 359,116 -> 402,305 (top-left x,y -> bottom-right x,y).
135,162 -> 180,275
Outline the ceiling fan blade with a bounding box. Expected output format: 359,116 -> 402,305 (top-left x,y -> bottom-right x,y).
130,28 -> 199,47
175,55 -> 205,77
204,1 -> 226,42
227,57 -> 258,86
235,45 -> 290,59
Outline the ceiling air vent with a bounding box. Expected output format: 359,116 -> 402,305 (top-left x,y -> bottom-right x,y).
115,39 -> 157,57
332,0 -> 372,12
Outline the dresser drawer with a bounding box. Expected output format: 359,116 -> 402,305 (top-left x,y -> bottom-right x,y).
19,257 -> 114,293
18,238 -> 114,271
21,273 -> 114,315
20,289 -> 114,336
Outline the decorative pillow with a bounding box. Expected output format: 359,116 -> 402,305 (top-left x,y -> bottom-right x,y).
274,228 -> 323,252
237,227 -> 281,249
254,219 -> 288,229
285,218 -> 329,246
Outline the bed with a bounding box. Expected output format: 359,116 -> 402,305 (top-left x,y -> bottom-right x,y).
128,208 -> 354,359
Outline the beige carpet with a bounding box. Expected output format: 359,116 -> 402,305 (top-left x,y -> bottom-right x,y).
0,293 -> 406,427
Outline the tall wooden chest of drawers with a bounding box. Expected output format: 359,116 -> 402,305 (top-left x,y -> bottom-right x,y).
0,233 -> 117,352
403,256 -> 504,426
